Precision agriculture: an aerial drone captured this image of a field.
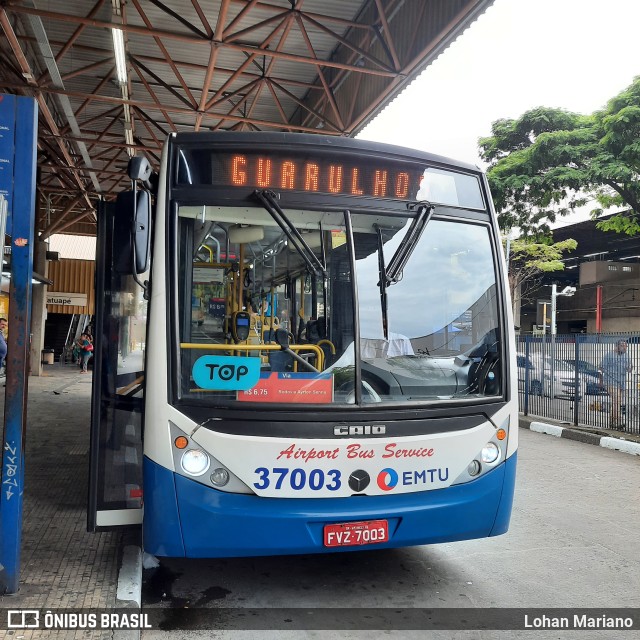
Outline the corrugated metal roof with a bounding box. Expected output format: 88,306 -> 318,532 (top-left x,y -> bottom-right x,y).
0,0 -> 495,237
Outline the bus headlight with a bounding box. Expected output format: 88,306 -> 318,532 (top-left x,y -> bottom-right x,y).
180,449 -> 210,476
210,468 -> 230,486
481,442 -> 500,464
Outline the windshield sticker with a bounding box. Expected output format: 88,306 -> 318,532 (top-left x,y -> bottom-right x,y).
238,372 -> 333,403
192,355 -> 261,390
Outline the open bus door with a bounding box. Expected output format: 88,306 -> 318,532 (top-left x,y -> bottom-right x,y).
88,178 -> 151,530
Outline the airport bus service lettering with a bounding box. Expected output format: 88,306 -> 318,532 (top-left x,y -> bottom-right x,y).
275,442 -> 435,463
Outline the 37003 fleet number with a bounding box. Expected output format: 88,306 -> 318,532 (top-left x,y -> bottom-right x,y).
253,467 -> 341,491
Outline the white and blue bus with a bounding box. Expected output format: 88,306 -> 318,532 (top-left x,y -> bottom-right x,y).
88,132 -> 517,557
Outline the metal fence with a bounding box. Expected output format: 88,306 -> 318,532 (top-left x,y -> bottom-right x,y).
516,333 -> 640,435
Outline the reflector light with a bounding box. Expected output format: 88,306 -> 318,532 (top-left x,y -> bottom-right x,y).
467,460 -> 481,477
174,436 -> 188,449
211,468 -> 230,486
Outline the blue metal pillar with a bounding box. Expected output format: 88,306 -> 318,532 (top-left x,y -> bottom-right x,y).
0,94 -> 38,595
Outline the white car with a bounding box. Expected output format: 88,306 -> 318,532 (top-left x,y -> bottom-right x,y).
517,352 -> 585,399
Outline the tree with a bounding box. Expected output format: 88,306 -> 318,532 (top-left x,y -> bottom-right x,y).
507,238 -> 578,322
480,76 -> 640,235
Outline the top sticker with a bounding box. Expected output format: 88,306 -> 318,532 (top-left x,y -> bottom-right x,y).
192,355 -> 261,390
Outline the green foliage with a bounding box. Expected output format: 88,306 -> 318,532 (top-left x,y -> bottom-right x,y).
595,211 -> 640,235
480,77 -> 640,235
507,238 -> 578,311
510,237 -> 577,265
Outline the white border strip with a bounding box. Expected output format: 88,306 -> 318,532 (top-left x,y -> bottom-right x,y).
600,437 -> 640,456
117,545 -> 142,607
115,545 -> 143,640
529,421 -> 564,437
526,420 -> 640,456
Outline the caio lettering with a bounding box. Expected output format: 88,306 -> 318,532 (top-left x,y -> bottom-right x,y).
334,424 -> 386,436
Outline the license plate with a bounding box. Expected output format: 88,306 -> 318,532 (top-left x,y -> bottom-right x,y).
323,519 -> 389,547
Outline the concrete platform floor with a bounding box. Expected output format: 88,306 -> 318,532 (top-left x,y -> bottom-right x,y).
0,364 -> 130,638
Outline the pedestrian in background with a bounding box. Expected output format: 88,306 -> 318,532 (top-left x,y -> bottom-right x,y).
78,332 -> 93,373
598,339 -> 633,430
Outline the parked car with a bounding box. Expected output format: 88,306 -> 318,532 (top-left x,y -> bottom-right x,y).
517,353 -> 585,399
563,358 -> 608,395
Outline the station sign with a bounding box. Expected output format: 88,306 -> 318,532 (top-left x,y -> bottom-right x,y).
46,292 -> 88,307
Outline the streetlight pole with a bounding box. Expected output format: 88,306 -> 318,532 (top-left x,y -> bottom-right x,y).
551,285 -> 577,337
550,284 -> 577,399
551,284 -> 557,336
550,285 -> 557,395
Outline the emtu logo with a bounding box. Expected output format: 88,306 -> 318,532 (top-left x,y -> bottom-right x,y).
377,468 -> 398,491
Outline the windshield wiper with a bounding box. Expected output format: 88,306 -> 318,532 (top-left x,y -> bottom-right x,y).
384,201 -> 434,286
254,189 -> 326,278
374,224 -> 389,339
374,202 -> 433,339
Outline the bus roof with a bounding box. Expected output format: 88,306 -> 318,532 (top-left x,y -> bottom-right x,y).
169,131 -> 483,175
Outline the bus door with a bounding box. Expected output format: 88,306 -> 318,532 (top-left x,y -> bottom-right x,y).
88,198 -> 147,530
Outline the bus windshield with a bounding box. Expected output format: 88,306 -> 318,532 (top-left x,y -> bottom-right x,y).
176,201 -> 501,406
355,215 -> 500,401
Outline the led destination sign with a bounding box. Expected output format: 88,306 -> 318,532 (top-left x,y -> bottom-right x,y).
177,149 -> 423,199
228,154 -> 421,198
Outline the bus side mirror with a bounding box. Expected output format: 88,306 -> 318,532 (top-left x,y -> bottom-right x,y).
128,156 -> 152,184
114,190 -> 151,275
133,190 -> 151,274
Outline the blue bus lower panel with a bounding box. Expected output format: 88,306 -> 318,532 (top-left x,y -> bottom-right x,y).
143,453 -> 517,558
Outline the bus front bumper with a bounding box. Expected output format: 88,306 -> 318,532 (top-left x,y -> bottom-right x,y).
142,453 -> 517,558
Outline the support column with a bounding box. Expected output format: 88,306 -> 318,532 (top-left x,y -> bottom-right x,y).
0,94 -> 38,595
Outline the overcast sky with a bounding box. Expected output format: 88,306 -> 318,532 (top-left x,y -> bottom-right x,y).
359,0 -> 640,172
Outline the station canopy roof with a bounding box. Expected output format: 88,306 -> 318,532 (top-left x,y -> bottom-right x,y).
0,0 -> 495,238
